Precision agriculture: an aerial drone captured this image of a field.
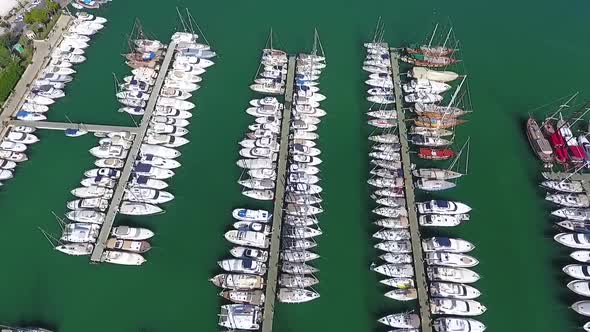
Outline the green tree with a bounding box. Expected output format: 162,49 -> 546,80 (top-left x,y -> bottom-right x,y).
46,1 -> 60,14
0,46 -> 11,67
24,8 -> 49,25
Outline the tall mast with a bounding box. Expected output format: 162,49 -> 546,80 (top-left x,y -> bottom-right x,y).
569,103 -> 590,128
442,27 -> 453,48
372,17 -> 382,42
176,7 -> 188,32
445,75 -> 467,112
542,92 -> 579,125
427,23 -> 439,48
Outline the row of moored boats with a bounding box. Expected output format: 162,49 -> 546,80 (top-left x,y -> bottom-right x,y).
55,29 -> 215,265
365,37 -> 487,332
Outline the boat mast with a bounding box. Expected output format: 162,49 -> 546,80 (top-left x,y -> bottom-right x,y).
442,27 -> 453,48
186,8 -> 210,46
427,23 -> 439,48
567,103 -> 590,128
315,29 -> 326,60
447,137 -> 469,173
51,211 -> 66,230
372,17 -> 382,42
176,7 -> 188,32
542,92 -> 578,125
38,227 -> 59,248
441,75 -> 467,124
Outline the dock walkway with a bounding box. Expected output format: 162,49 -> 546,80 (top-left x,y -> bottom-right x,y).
90,42 -> 178,262
389,50 -> 433,332
261,56 -> 296,332
0,14 -> 73,138
7,120 -> 139,134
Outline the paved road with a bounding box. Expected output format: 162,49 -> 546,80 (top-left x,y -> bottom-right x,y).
0,13 -> 71,138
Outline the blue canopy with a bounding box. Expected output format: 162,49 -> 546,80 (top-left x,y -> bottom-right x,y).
435,200 -> 450,208
433,237 -> 451,246
134,163 -> 152,173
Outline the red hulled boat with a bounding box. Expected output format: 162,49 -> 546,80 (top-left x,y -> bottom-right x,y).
418,148 -> 454,160
544,121 -> 568,164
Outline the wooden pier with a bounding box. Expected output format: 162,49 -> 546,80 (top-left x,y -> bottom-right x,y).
89,42 -> 178,262
261,56 -> 296,332
0,14 -> 73,139
6,120 -> 139,134
389,50 -> 433,332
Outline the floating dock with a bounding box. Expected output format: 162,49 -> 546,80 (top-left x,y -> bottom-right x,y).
6,120 -> 139,134
0,14 -> 73,139
389,50 -> 433,332
261,55 -> 296,332
90,41 -> 178,262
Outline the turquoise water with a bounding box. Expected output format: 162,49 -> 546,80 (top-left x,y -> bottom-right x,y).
0,0 -> 589,330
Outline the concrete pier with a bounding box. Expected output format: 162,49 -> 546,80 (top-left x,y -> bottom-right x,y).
261,56 -> 296,332
389,50 -> 433,332
90,42 -> 178,262
0,14 -> 73,139
7,120 -> 139,134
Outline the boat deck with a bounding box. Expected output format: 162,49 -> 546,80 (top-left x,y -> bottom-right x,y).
89,41 -> 178,262
261,56 -> 296,332
541,171 -> 590,196
389,50 -> 433,332
6,119 -> 139,134
0,14 -> 73,139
